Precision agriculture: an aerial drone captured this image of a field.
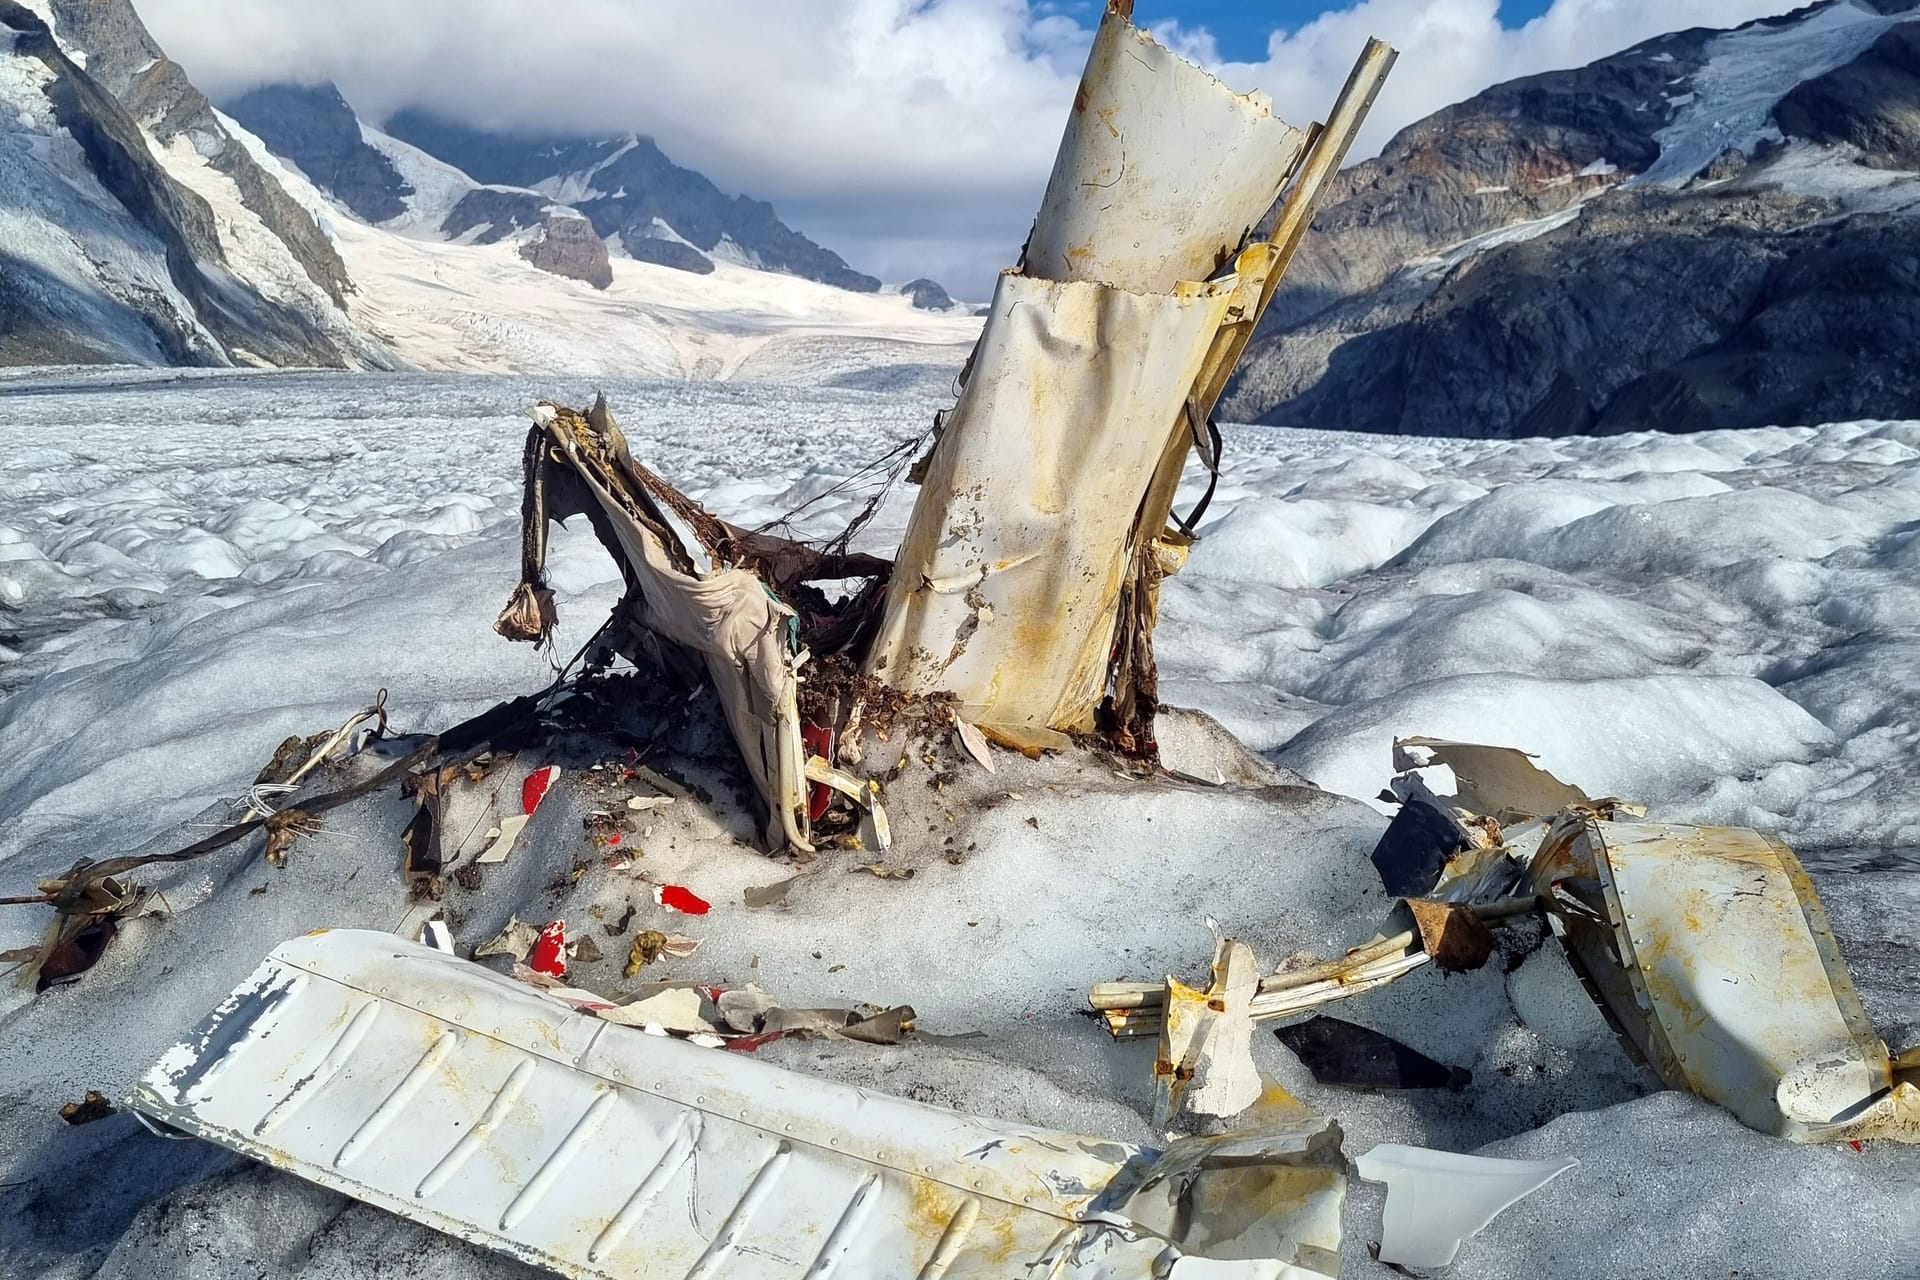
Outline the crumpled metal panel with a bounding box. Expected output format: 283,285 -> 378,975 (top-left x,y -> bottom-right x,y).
1026,8 -> 1306,293
1531,818 -> 1920,1142
866,270 -> 1244,733
540,406 -> 811,852
865,7 -> 1312,737
130,931 -> 1345,1277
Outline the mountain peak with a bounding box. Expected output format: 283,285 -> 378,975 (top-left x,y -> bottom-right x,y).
382,108 -> 881,291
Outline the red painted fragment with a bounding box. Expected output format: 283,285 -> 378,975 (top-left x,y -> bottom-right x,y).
654,884 -> 711,915
529,920 -> 568,978
802,722 -> 833,822
522,765 -> 560,815
723,1031 -> 786,1053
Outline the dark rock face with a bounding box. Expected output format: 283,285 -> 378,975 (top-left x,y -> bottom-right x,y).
442,187 -> 552,243
1227,3 -> 1920,437
44,0 -> 354,310
518,215 -> 613,289
444,188 -> 613,289
623,235 -> 715,275
900,278 -> 954,310
0,0 -> 369,367
1264,28 -> 1713,330
223,83 -> 412,223
385,110 -> 880,292
1236,184 -> 1920,437
1775,24 -> 1920,169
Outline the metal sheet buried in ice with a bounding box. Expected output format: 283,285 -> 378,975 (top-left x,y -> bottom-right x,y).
865,270 -> 1241,734
1536,817 -> 1920,1143
130,930 -> 1348,1278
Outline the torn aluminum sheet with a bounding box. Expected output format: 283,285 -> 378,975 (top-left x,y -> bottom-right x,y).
131,930 -> 1347,1279
867,268 -> 1248,734
866,8 -> 1390,741
1528,815 -> 1920,1143
1355,1144 -> 1577,1268
1023,8 -> 1307,293
1153,935 -> 1262,1128
1391,737 -> 1590,821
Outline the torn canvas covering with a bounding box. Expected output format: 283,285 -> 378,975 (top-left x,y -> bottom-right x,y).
130,931 -> 1348,1279
865,5 -> 1392,741
1527,815 -> 1920,1143
499,399 -> 841,851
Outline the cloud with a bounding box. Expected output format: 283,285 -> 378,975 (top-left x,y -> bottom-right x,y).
133,0 -> 1800,295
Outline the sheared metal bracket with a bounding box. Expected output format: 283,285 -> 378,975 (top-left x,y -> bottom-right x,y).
131,931 -> 1349,1278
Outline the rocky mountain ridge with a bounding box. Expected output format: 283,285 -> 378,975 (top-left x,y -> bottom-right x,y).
1225,0 -> 1920,437
217,84 -> 893,297
0,0 -> 381,367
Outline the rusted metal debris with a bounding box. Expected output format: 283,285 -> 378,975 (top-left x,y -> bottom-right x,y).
1095,736 -> 1920,1148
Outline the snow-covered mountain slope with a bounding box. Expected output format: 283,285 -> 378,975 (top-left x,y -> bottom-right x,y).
381,109 -> 889,292
0,0 -> 384,369
1227,0 -> 1920,437
221,85 -> 618,291
1,4 -> 971,377
287,153 -> 978,375
0,370 -> 1915,1278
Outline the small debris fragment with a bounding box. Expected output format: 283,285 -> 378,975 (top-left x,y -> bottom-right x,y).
475,917 -> 540,962
571,934 -> 604,964
654,884 -> 710,915
743,878 -> 796,908
849,864 -> 914,880
528,920 -> 568,978
624,930 -> 669,977
955,719 -> 995,773
60,1091 -> 115,1125
418,919 -> 455,955
1275,1017 -> 1470,1091
476,814 -> 529,865
626,795 -> 673,812
521,765 -> 560,815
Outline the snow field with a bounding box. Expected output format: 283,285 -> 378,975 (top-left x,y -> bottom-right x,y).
0,371 -> 1916,1278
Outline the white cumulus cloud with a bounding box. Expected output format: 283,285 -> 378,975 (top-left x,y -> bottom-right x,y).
133,0 -> 1801,295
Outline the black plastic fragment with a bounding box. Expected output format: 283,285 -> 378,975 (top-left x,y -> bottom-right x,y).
1276,1016 -> 1470,1091
1369,795 -> 1469,897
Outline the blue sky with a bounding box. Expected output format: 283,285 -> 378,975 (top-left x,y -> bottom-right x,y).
1053,0 -> 1557,61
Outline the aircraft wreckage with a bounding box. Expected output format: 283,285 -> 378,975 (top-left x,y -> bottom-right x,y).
9,4 -> 1915,1278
